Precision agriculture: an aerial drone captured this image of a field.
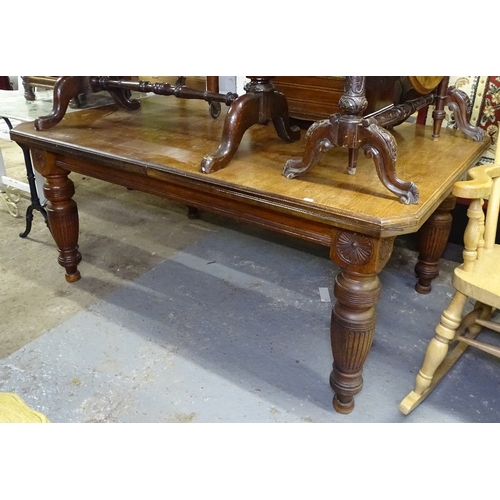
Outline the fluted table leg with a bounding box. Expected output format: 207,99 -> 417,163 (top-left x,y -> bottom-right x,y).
415,194 -> 456,294
31,149 -> 81,282
328,230 -> 395,413
330,269 -> 381,413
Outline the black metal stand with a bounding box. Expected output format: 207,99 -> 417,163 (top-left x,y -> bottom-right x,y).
1,116 -> 48,237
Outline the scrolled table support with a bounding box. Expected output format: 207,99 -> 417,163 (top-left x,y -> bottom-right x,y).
1,116 -> 48,236
18,143 -> 49,238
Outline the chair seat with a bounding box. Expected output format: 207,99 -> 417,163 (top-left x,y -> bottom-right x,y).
453,246 -> 500,310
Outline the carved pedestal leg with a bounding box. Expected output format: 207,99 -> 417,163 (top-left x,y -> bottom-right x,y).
284,76 -> 367,180
284,113 -> 419,204
269,90 -> 302,143
414,194 -> 456,294
31,149 -> 81,282
330,270 -> 381,413
201,77 -> 300,174
283,76 -> 419,205
206,76 -> 221,119
201,91 -> 263,174
359,121 -> 419,204
35,77 -> 87,131
432,77 -> 449,139
283,118 -> 339,178
446,87 -> 485,141
106,88 -> 141,111
432,76 -> 485,142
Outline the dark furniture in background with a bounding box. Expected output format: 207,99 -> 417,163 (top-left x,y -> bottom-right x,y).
31,76 -> 483,206
0,76 -> 13,90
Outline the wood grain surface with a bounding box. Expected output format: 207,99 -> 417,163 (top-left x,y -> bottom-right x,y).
11,95 -> 489,238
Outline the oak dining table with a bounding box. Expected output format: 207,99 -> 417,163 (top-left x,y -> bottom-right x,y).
10,95 -> 490,414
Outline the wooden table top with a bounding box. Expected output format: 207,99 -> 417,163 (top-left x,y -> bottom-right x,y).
11,95 -> 490,238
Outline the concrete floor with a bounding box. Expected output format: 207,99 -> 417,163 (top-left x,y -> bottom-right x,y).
1,100 -> 500,423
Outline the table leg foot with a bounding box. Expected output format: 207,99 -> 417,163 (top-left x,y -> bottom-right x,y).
333,394 -> 355,414
187,206 -> 200,219
64,269 -> 82,283
23,81 -> 35,102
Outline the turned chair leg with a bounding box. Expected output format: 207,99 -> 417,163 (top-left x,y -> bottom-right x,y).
399,291 -> 468,415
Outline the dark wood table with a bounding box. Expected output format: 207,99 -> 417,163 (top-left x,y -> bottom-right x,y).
10,96 -> 489,414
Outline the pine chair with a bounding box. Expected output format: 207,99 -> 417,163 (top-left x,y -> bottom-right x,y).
399,137 -> 500,415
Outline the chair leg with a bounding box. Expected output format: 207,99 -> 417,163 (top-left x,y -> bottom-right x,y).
399,291 -> 468,415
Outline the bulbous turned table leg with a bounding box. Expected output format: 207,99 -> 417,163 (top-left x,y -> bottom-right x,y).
44,173 -> 82,282
414,194 -> 456,294
328,231 -> 394,414
31,149 -> 82,282
330,269 -> 381,414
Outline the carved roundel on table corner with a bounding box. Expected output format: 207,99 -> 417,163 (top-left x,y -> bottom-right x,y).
336,232 -> 373,265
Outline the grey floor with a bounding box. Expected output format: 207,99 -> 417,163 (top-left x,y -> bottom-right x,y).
1,88 -> 499,424
2,202 -> 500,423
